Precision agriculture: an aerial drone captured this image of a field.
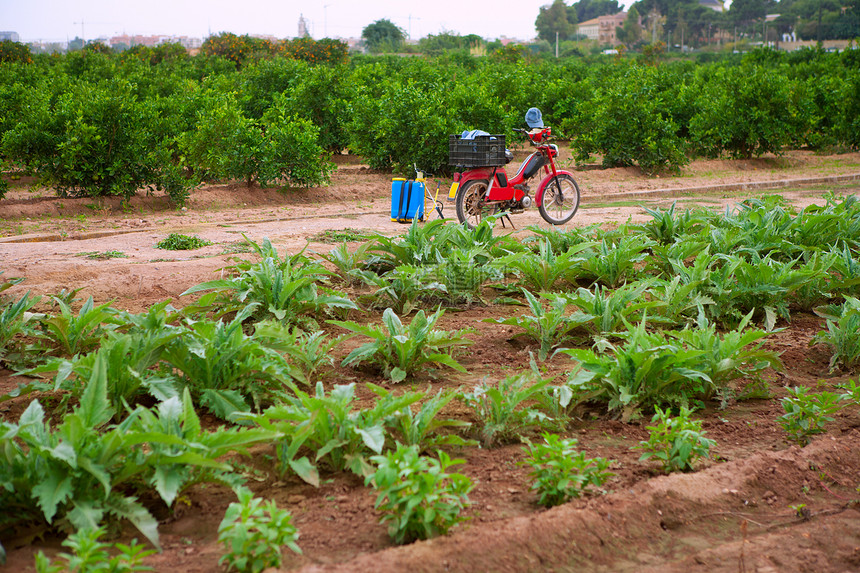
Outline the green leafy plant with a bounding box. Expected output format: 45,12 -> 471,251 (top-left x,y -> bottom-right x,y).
704,253 -> 819,330
311,228 -> 373,244
561,318 -> 710,421
73,251 -> 128,260
778,386 -> 844,446
433,247 -> 500,307
560,280 -> 660,340
332,307 -> 472,383
384,389 -> 476,452
637,202 -> 710,245
459,370 -> 552,447
244,382 -> 421,484
495,240 -> 591,293
160,308 -> 294,420
38,296 -> 117,357
353,264 -> 446,316
669,308 -> 782,405
523,224 -> 598,255
0,280 -> 41,367
366,444 -> 473,545
155,233 -> 212,250
320,240 -> 373,286
521,433 -> 613,507
125,389 -> 278,507
31,328 -> 180,419
576,235 -> 653,288
365,219 -> 449,272
811,297 -> 860,372
635,406 -> 716,473
838,379 -> 860,405
0,354 -> 161,548
487,289 -> 588,361
35,526 -> 155,573
183,237 -> 355,328
252,321 -> 342,385
217,487 -> 301,573
646,276 -> 714,329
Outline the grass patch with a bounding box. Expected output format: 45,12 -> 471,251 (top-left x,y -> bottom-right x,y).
310,228 -> 374,243
77,250 -> 129,260
219,241 -> 255,255
156,233 -> 213,250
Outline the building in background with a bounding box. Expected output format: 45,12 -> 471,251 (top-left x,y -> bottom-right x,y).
577,12 -> 628,45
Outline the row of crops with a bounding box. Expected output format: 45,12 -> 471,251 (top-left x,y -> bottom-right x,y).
2,194 -> 860,569
1,46 -> 859,203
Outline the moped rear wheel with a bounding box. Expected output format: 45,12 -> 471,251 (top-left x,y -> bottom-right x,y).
455,179 -> 494,229
539,174 -> 580,225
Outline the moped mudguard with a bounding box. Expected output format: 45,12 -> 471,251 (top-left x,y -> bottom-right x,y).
535,170 -> 576,206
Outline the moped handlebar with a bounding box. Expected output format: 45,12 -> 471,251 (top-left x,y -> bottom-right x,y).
513,127 -> 553,146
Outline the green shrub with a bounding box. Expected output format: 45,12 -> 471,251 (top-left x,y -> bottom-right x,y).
244,382 -> 421,483
2,80 -> 166,201
332,307 -> 473,382
811,296 -> 860,372
218,487 -> 301,573
459,370 -> 552,446
635,406 -> 715,473
366,444 -> 473,544
35,527 -> 155,573
690,65 -> 804,159
183,237 -> 355,328
346,77 -> 457,173
521,433 -> 613,507
155,233 -> 212,250
571,64 -> 688,174
778,386 -> 844,445
0,40 -> 33,64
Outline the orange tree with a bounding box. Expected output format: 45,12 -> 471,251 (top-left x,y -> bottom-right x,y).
281,37 -> 348,65
0,40 -> 32,64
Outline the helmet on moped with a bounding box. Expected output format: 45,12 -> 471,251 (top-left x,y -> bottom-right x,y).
525,107 -> 543,129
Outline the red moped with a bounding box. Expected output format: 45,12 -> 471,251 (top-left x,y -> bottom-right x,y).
448,125 -> 581,229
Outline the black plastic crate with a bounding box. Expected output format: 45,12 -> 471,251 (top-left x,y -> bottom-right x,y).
448,134 -> 506,168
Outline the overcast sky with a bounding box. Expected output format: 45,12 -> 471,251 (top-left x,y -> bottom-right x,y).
0,0 -> 585,43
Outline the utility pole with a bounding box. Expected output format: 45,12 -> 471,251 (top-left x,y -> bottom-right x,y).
556,31 -> 559,57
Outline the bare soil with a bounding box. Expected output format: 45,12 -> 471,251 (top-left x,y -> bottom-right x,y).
2,149 -> 860,573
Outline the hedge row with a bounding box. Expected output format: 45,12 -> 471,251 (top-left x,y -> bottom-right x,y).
0,45 -> 858,201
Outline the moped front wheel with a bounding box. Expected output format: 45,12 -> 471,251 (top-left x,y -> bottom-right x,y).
455,179 -> 494,229
539,174 -> 581,225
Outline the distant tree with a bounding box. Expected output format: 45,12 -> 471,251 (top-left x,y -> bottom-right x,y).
418,32 -> 483,55
729,0 -> 774,34
68,36 -> 84,51
785,0 -> 860,40
632,0 -> 719,43
0,40 -> 32,64
536,0 -> 577,42
617,6 -> 644,45
84,41 -> 113,55
362,19 -> 406,53
571,0 -> 622,23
